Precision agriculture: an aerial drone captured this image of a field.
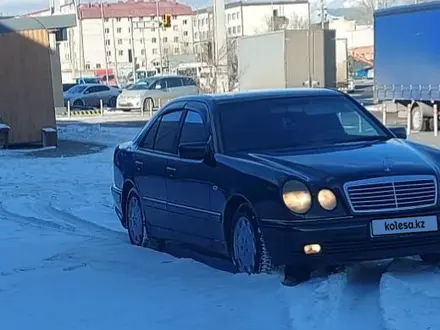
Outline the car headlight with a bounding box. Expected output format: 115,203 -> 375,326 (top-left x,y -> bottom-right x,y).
317,189 -> 337,211
282,180 -> 312,214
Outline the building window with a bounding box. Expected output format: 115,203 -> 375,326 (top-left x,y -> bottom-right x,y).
152,48 -> 158,54
96,63 -> 101,69
173,25 -> 178,31
152,37 -> 157,43
163,37 -> 168,42
151,27 -> 155,32
193,18 -> 196,26
116,18 -> 121,22
85,63 -> 91,70
227,14 -> 231,22
172,15 -> 177,19
106,51 -> 111,56
183,31 -> 188,36
104,18 -> 109,22
117,28 -> 122,33
141,49 -> 145,55
164,48 -> 169,54
237,12 -> 241,19
140,39 -> 143,44
118,39 -> 123,45
174,36 -> 179,42
139,16 -> 143,21
174,48 -> 179,54
105,39 -> 111,45
184,42 -> 189,47
104,28 -> 110,34
237,25 -> 241,33
232,13 -> 236,20
233,26 -> 236,34
118,50 -> 124,56
64,53 -> 70,60
183,19 -> 187,24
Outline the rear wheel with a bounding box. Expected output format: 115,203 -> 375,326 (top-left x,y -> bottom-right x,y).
143,98 -> 154,113
126,188 -> 149,247
73,99 -> 84,109
108,96 -> 117,108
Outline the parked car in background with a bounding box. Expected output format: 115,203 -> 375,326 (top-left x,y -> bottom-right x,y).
112,88 -> 440,283
76,77 -> 102,85
63,83 -> 121,109
63,83 -> 77,92
116,75 -> 199,112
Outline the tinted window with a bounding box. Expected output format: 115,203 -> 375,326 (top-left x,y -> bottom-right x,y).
219,96 -> 389,152
154,111 -> 184,153
128,77 -> 156,90
166,77 -> 183,88
182,77 -> 196,86
86,86 -> 104,93
67,85 -> 87,94
153,79 -> 165,90
140,119 -> 160,149
180,111 -> 208,144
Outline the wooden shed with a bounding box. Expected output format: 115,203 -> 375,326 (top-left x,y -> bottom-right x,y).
0,14 -> 76,146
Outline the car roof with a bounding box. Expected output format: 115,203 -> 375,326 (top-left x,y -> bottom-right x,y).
172,88 -> 342,105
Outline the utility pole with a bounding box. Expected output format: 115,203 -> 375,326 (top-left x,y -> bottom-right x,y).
320,0 -> 326,29
100,0 -> 109,84
142,27 -> 148,70
129,17 -> 136,83
156,0 -> 164,74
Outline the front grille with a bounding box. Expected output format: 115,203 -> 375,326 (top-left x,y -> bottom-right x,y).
344,175 -> 437,213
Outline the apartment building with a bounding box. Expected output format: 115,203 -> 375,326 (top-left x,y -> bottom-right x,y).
27,0 -> 309,82
192,0 -> 309,54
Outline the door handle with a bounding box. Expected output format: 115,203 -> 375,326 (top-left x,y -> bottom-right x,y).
135,160 -> 144,166
166,166 -> 176,173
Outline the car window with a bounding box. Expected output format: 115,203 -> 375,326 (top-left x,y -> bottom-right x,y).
166,77 -> 183,88
153,79 -> 166,90
182,77 -> 196,86
153,111 -> 184,154
219,96 -> 390,152
180,111 -> 208,144
139,119 -> 160,149
67,85 -> 87,94
95,85 -> 110,92
85,86 -> 101,94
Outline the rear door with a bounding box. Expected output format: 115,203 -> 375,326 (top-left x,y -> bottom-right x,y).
182,77 -> 200,95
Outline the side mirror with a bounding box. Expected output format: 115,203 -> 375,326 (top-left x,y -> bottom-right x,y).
388,126 -> 407,139
178,142 -> 208,160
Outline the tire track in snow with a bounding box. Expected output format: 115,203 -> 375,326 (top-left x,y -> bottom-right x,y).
0,197 -> 126,242
286,262 -> 390,330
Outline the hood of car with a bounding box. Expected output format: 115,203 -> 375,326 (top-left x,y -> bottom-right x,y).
244,139 -> 440,184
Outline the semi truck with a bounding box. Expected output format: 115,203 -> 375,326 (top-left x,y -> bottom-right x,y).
374,2 -> 440,132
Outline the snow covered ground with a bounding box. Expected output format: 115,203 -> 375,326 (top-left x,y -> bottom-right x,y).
1,122 -> 440,330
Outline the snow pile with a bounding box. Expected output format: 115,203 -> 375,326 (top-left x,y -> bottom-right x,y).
380,258 -> 440,330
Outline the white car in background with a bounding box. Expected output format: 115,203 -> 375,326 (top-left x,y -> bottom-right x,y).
117,75 -> 200,112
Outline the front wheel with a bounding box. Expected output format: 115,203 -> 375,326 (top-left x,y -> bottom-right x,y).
143,98 -> 154,113
230,204 -> 272,274
411,106 -> 426,132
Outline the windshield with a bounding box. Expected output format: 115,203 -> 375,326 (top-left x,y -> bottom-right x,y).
66,85 -> 87,94
219,96 -> 389,152
127,78 -> 156,90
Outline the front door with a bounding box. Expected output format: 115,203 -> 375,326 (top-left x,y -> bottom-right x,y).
133,108 -> 185,238
165,102 -> 222,248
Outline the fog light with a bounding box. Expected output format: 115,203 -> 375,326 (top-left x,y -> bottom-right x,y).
304,244 -> 321,255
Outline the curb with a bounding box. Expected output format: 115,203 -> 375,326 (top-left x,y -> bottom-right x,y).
59,110 -> 104,116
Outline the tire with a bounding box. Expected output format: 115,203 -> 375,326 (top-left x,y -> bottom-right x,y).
108,96 -> 117,108
143,98 -> 154,113
126,188 -> 149,247
73,99 -> 84,109
420,254 -> 440,264
230,204 -> 272,274
411,106 -> 426,132
121,109 -> 132,112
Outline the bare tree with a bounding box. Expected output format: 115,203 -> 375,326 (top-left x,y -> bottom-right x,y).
287,13 -> 309,29
353,0 -> 375,23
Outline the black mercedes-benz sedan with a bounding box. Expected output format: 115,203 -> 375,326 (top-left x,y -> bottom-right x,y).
111,88 -> 440,281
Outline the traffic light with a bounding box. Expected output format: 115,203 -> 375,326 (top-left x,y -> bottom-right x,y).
162,14 -> 171,28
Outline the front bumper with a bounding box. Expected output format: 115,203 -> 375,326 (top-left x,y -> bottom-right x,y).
260,210 -> 440,266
